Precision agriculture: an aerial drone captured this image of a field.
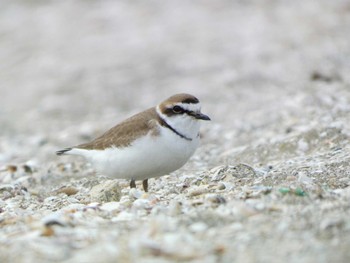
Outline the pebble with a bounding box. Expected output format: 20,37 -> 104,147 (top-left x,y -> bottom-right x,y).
112,211 -> 135,221
217,183 -> 226,190
206,194 -> 226,205
129,188 -> 143,199
67,197 -> 80,203
188,186 -> 207,196
0,184 -> 14,193
100,202 -> 121,212
297,173 -> 314,185
41,226 -> 55,237
84,203 -> 101,212
56,186 -> 79,196
246,200 -> 265,211
320,217 -> 344,230
44,196 -> 59,203
230,164 -> 256,179
297,138 -> 309,152
41,212 -> 69,227
168,200 -> 182,216
132,199 -> 151,210
189,222 -> 208,233
89,180 -> 122,202
63,203 -> 85,211
210,165 -> 234,181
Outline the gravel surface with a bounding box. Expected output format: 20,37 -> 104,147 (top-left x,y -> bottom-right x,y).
1,1 -> 350,262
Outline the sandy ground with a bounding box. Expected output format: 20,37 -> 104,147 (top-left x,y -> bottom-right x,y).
1,0 -> 350,262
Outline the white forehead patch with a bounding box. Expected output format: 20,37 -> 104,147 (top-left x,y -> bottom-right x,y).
176,102 -> 201,112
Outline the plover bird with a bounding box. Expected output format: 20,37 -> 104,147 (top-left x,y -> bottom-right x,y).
56,93 -> 210,192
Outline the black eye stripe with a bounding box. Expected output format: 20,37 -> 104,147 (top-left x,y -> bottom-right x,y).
164,106 -> 193,116
173,106 -> 194,115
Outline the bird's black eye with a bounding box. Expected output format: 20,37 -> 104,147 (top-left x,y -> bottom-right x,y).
172,105 -> 183,113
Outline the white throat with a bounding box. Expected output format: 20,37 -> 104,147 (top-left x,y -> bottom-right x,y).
156,105 -> 201,141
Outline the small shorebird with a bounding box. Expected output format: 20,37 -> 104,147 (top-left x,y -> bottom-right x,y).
56,93 -> 210,192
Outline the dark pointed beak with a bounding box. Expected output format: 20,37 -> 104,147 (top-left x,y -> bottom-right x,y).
192,112 -> 211,121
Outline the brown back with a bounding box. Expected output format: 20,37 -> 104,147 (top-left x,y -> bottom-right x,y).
76,107 -> 159,150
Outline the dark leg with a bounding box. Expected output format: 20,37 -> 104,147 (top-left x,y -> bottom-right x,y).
142,179 -> 148,192
130,179 -> 136,189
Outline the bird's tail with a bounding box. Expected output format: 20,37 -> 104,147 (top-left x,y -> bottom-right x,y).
56,148 -> 72,156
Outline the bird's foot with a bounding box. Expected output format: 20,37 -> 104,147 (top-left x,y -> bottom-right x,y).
142,179 -> 148,192
130,179 -> 136,188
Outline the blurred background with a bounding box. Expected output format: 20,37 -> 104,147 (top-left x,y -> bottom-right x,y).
0,0 -> 349,163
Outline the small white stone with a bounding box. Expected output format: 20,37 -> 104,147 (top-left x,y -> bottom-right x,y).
41,212 -> 67,227
217,182 -> 226,190
44,196 -> 58,203
100,202 -> 121,212
67,197 -> 80,203
86,202 -> 100,207
297,138 -> 309,153
129,188 -> 143,199
222,182 -> 234,191
189,222 -> 208,233
89,180 -> 121,202
188,186 -> 207,196
132,199 -> 150,210
168,200 -> 182,216
113,211 -> 135,221
297,173 -> 313,185
0,184 -> 14,192
63,203 -> 85,211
